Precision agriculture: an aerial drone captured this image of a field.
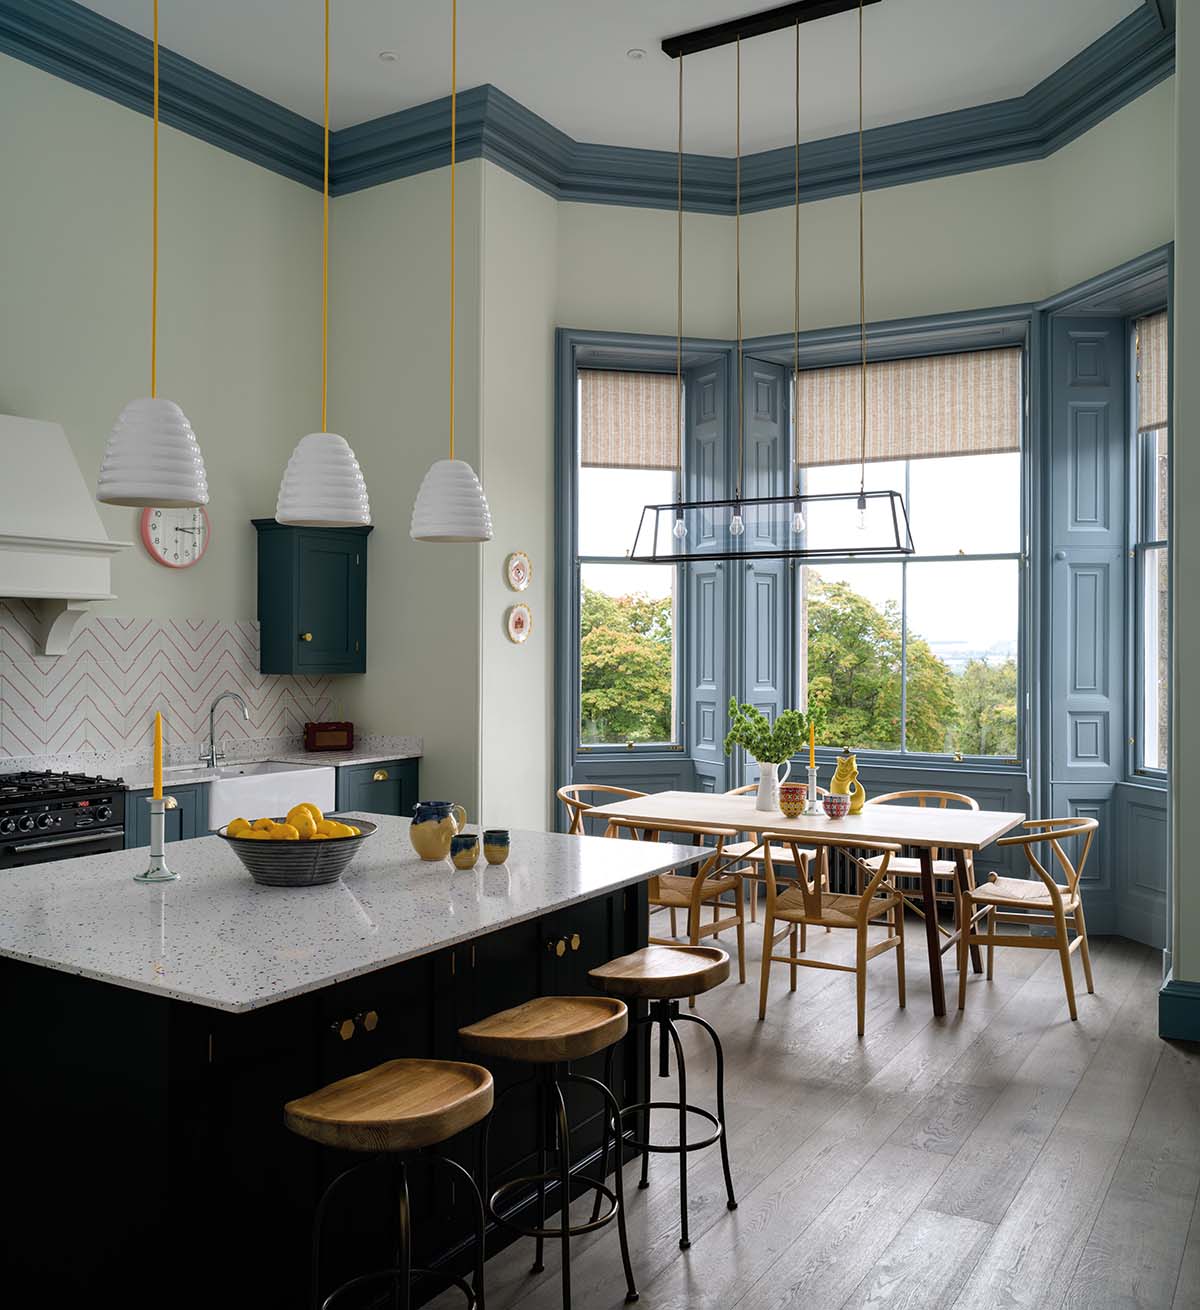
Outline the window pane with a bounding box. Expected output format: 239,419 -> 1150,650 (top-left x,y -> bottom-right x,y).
802,562 -> 903,752
578,467 -> 676,557
579,563 -> 676,744
906,452 -> 1021,555
905,560 -> 1019,756
1142,545 -> 1168,770
1141,427 -> 1168,542
800,460 -> 908,555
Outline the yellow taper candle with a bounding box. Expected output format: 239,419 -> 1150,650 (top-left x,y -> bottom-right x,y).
809,719 -> 815,769
152,711 -> 163,799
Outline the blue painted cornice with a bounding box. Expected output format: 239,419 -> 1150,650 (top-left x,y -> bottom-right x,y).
0,0 -> 1175,211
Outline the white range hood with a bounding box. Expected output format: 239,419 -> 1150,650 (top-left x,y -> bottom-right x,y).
0,414 -> 131,655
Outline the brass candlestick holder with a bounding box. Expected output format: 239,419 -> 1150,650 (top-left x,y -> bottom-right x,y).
134,794 -> 179,883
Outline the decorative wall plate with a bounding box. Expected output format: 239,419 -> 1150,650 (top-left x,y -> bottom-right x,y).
141,506 -> 211,568
505,551 -> 532,591
506,603 -> 532,644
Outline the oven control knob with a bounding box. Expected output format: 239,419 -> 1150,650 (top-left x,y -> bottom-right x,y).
17,814 -> 35,833
36,813 -> 54,830
0,817 -> 15,836
95,806 -> 113,823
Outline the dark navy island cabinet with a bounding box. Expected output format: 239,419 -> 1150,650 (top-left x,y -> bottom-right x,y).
253,519 -> 372,675
124,783 -> 209,849
335,758 -> 419,816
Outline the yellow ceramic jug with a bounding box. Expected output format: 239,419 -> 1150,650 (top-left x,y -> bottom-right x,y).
829,749 -> 867,815
409,800 -> 468,861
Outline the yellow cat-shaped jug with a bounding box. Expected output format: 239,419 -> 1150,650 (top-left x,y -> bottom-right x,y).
829,748 -> 867,815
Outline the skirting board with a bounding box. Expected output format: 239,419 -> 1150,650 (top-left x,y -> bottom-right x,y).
1158,972 -> 1200,1041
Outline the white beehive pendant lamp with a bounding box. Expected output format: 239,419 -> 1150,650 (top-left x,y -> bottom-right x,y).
411,0 -> 492,543
97,0 -> 208,509
275,0 -> 371,529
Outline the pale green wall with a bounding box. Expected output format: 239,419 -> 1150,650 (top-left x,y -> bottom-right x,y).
478,164 -> 559,831
0,54 -> 320,621
328,163 -> 486,814
1172,10 -> 1196,982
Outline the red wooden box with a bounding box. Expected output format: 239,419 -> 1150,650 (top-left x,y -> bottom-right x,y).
303,721 -> 354,752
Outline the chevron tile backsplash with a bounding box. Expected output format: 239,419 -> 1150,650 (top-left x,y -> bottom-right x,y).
0,601 -> 337,765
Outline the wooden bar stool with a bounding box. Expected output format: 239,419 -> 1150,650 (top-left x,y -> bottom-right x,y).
589,945 -> 737,1251
459,996 -> 638,1309
285,1058 -> 493,1310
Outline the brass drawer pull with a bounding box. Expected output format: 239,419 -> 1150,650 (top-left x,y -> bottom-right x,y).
333,1018 -> 355,1041
163,795 -> 178,810
570,933 -> 581,952
360,1010 -> 379,1032
300,632 -> 313,642
373,769 -> 389,782
546,938 -> 566,957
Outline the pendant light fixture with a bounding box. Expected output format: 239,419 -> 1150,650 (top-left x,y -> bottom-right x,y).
275,0 -> 371,528
410,0 -> 493,543
97,0 -> 208,509
629,0 -> 911,564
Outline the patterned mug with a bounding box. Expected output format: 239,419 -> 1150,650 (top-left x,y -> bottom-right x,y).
778,783 -> 808,818
822,793 -> 851,820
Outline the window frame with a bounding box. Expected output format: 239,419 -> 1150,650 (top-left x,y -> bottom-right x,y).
1128,310 -> 1170,781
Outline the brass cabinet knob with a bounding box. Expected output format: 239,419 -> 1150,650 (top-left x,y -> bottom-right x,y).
570,933 -> 581,952
163,795 -> 178,810
300,632 -> 313,642
372,769 -> 389,782
334,1018 -> 355,1041
361,1010 -> 379,1032
546,938 -> 566,957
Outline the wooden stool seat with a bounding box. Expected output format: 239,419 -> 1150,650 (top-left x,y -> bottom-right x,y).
284,1058 -> 493,1153
590,945 -> 730,1000
459,995 -> 627,1064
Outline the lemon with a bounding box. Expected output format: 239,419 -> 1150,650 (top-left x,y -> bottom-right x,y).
226,817 -> 250,838
269,823 -> 300,841
286,806 -> 318,839
252,817 -> 275,832
310,833 -> 330,841
324,821 -> 355,839
300,802 -> 324,826
345,825 -> 361,836
316,819 -> 340,837
242,829 -> 271,841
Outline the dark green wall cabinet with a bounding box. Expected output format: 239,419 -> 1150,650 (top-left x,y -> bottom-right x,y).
335,759 -> 419,816
124,784 -> 209,849
253,519 -> 372,675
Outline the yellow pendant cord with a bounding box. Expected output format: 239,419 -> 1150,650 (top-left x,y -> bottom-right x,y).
449,0 -> 457,461
735,35 -> 743,501
321,0 -> 330,431
793,18 -> 800,495
675,53 -> 683,482
857,0 -> 867,495
151,0 -> 159,398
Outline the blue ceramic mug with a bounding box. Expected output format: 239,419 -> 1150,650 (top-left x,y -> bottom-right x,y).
483,828 -> 510,865
450,832 -> 480,869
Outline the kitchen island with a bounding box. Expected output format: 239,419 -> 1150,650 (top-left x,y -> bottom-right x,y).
0,816 -> 708,1307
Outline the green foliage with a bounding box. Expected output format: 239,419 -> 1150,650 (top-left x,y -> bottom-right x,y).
723,700 -> 820,764
579,586 -> 673,743
952,658 -> 1018,756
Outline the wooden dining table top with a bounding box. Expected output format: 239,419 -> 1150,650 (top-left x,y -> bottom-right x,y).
584,790 -> 1025,853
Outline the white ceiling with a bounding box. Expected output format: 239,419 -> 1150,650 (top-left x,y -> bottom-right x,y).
80,0 -> 1143,154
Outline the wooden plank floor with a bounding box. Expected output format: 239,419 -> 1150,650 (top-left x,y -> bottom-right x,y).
431,918 -> 1200,1310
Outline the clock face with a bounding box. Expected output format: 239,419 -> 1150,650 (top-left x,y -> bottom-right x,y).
140,506 -> 211,568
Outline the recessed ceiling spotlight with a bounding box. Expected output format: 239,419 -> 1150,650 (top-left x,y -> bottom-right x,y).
626,47 -> 646,61
378,49 -> 399,62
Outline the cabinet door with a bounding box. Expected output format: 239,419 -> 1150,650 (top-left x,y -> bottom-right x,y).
335,759 -> 419,816
296,534 -> 366,673
125,785 -> 202,848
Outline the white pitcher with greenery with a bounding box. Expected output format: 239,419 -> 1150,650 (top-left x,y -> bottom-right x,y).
724,700 -> 819,812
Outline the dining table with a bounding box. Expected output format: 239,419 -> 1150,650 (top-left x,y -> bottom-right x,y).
582,789 -> 1026,1018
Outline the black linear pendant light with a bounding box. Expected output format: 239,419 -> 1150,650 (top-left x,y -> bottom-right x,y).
629,0 -> 912,564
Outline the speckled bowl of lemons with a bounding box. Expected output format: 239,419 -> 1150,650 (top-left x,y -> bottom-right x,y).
218,804 -> 377,887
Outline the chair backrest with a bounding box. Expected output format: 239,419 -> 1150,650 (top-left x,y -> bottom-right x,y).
997,817 -> 1097,896
758,831 -> 901,918
556,784 -> 646,835
868,789 -> 980,810
725,782 -> 829,797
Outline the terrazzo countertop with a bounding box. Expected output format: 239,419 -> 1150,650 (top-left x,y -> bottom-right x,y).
0,814 -> 705,1014
116,741 -> 423,791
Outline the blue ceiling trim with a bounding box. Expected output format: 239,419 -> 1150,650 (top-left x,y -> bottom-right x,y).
0,0 -> 1174,211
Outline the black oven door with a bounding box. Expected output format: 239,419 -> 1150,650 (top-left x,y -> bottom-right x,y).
3,828 -> 126,867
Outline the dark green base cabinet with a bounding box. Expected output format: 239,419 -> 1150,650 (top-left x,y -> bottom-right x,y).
336,757 -> 419,815
0,885 -> 648,1309
123,782 -> 209,848
254,518 -> 371,675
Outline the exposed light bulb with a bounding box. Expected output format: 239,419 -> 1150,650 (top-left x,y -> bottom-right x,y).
856,491 -> 868,531
790,502 -> 806,534
672,512 -> 688,540
729,506 -> 745,537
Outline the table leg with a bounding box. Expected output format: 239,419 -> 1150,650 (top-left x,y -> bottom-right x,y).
955,849 -> 983,974
918,847 -> 946,1018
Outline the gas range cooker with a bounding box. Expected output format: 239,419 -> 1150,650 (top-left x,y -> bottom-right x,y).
0,771 -> 128,867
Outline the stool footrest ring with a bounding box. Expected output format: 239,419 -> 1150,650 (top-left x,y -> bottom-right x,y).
489,1172 -> 619,1240
322,1265 -> 477,1310
621,1100 -> 722,1154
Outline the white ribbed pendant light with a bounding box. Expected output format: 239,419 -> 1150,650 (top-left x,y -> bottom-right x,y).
411,0 -> 492,544
275,0 -> 371,529
97,1 -> 208,509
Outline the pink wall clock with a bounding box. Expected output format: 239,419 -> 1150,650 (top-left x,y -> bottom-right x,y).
140,506 -> 211,568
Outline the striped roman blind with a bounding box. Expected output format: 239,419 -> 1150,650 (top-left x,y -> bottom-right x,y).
795,347 -> 1022,467
1136,310 -> 1169,432
579,369 -> 679,470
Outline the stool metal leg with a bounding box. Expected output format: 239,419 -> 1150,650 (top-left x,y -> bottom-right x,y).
552,1074 -> 573,1310
590,1045 -> 616,1224
674,1011 -> 737,1212
311,1157 -> 374,1310
392,1158 -> 413,1310
429,1152 -> 488,1310
665,1015 -> 690,1249
532,1074 -> 547,1274
639,1019 -> 652,1190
